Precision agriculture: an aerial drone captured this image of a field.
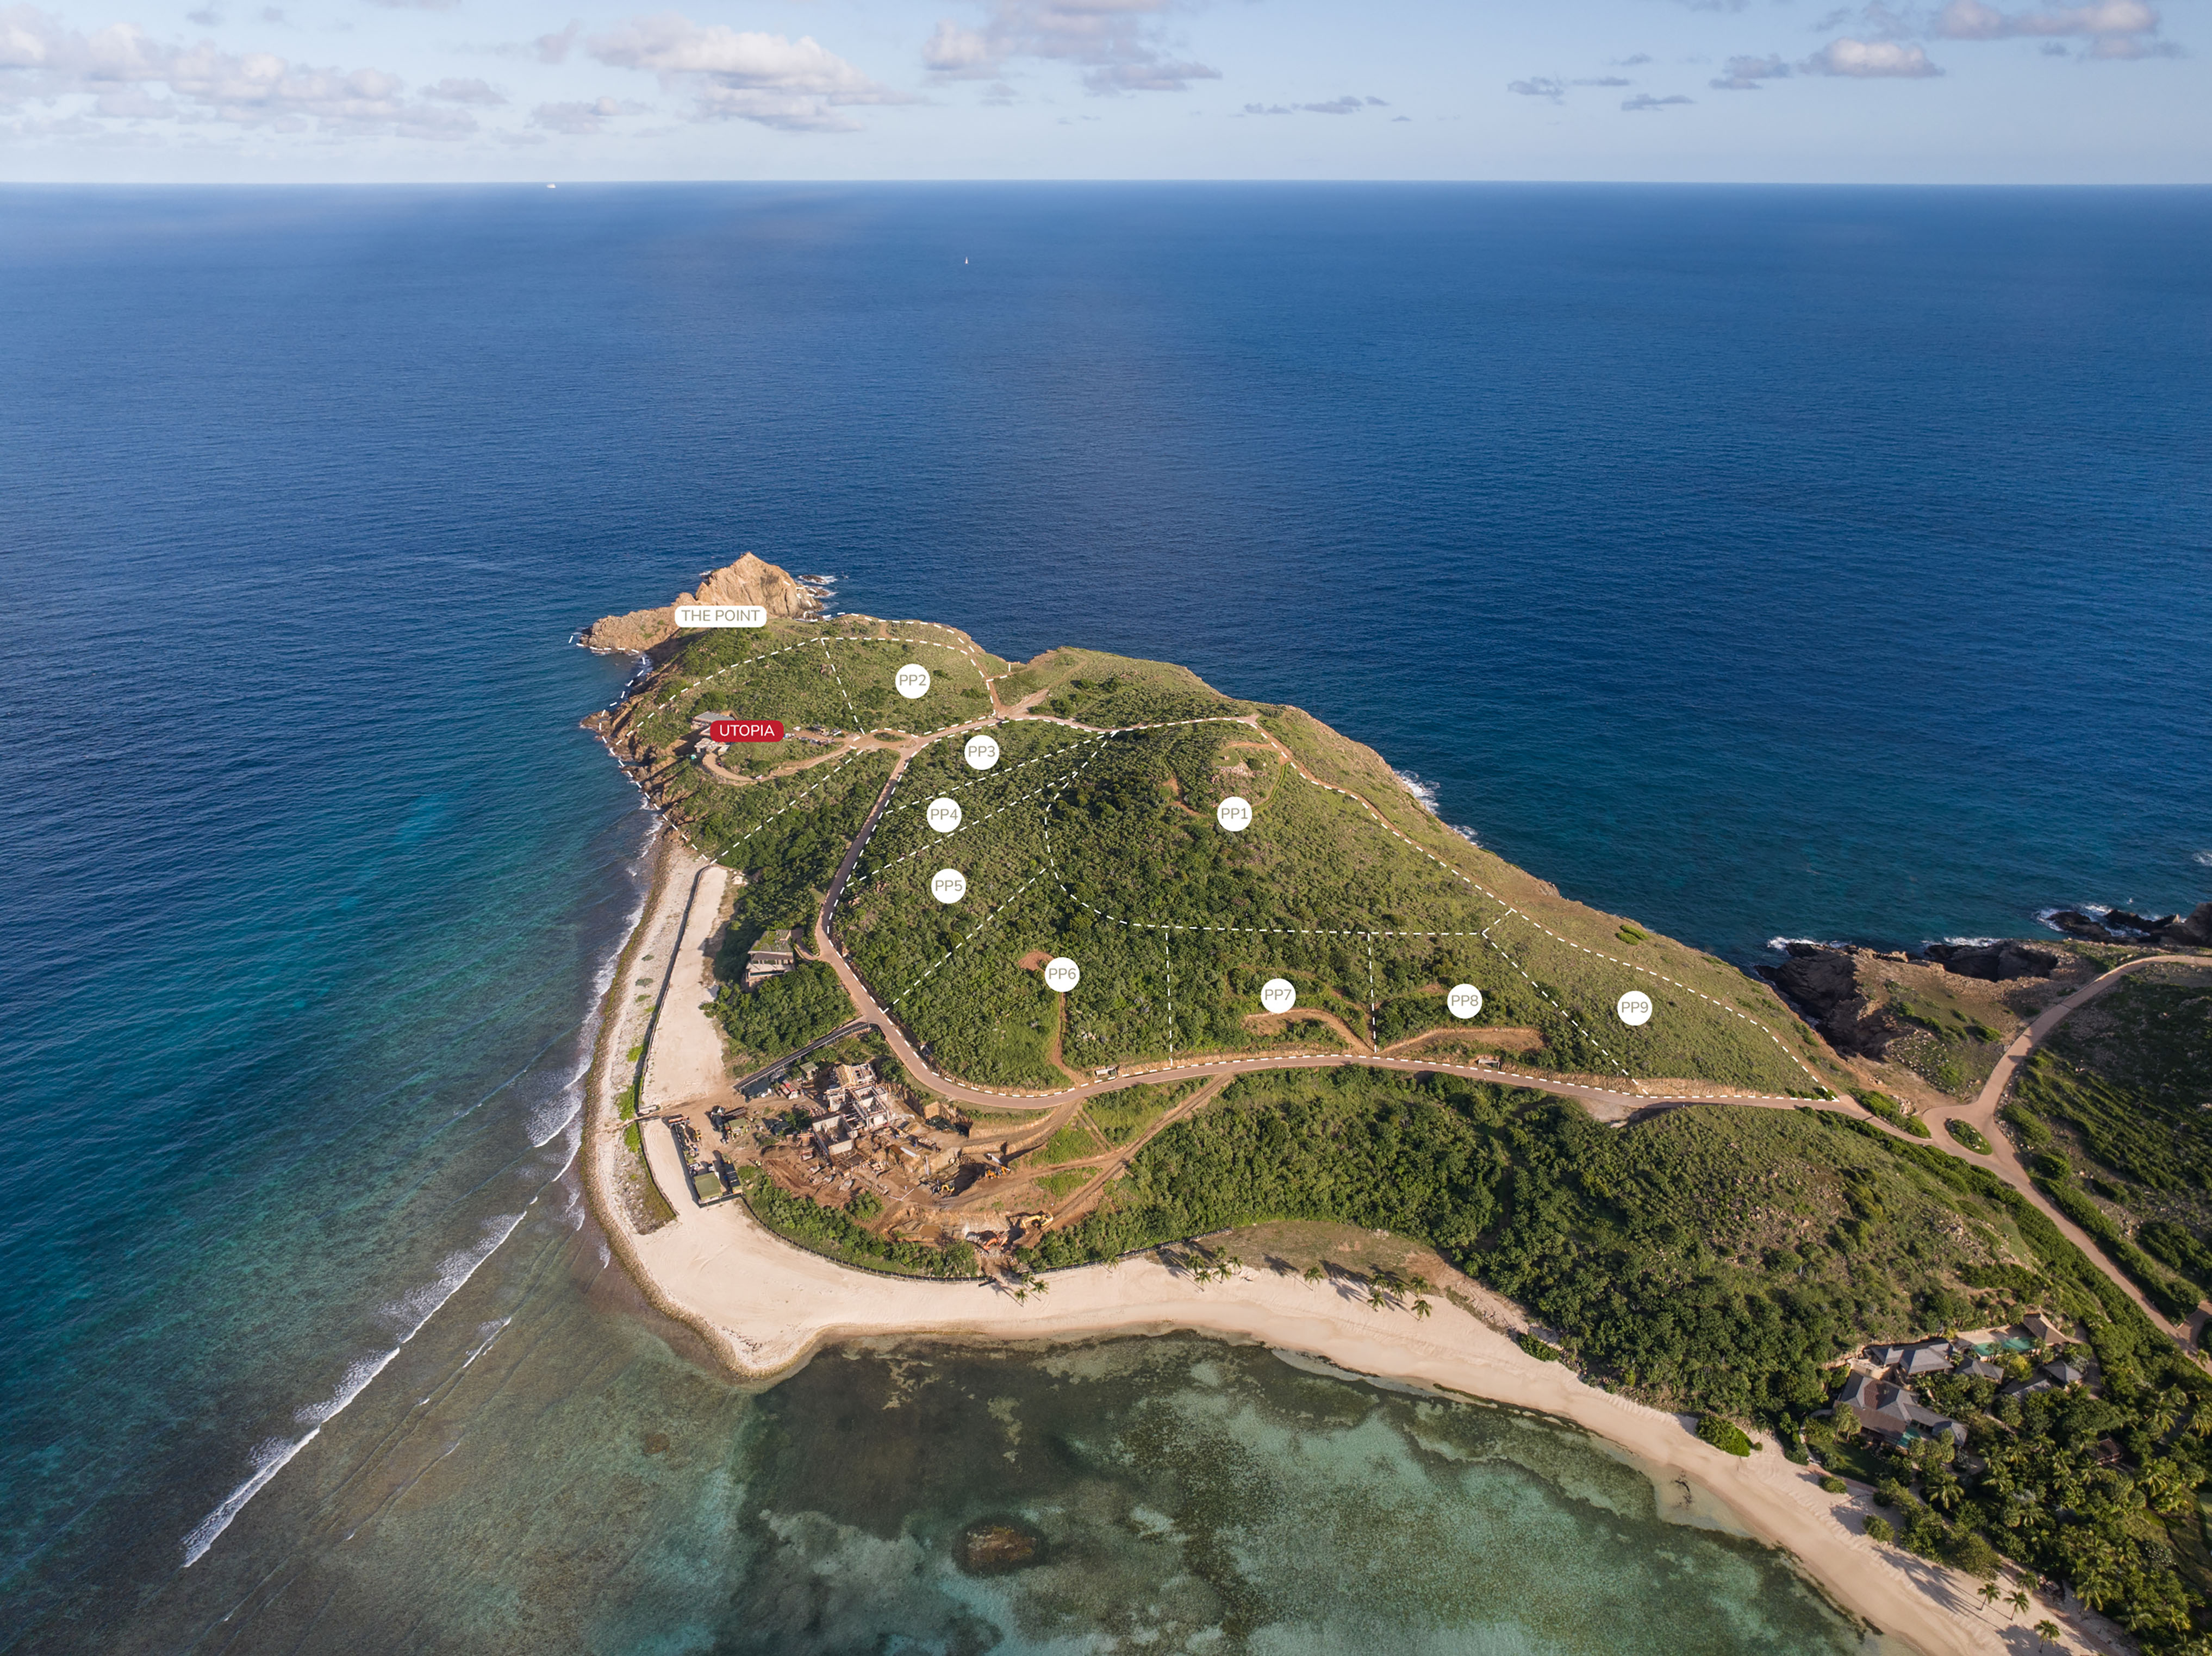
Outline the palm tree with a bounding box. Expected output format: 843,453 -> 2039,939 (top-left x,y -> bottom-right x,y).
2009,1588 -> 2030,1615
2032,1618 -> 2061,1649
1978,1582 -> 2002,1614
1412,1298 -> 1432,1319
1302,1263 -> 1325,1284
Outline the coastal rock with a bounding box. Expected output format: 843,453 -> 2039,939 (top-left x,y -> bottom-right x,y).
1922,942 -> 2060,982
581,553 -> 819,653
2160,902 -> 2212,948
954,1517 -> 1046,1576
2046,910 -> 2120,942
1764,945 -> 1907,1060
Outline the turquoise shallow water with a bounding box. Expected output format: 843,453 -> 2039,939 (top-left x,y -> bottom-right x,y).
3,183 -> 2206,1652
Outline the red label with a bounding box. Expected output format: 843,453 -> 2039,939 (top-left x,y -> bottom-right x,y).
711,719 -> 784,743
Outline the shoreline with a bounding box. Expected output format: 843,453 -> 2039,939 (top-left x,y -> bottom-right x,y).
576,833 -> 2121,1656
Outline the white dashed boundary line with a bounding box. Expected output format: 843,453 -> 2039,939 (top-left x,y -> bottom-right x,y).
640,636 -> 1824,1103
1247,728 -> 1825,1090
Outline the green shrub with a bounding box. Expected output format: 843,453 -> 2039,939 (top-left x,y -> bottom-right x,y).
715,961 -> 853,1063
615,1085 -> 638,1122
1518,1332 -> 1561,1361
622,1122 -> 642,1154
1945,1118 -> 1992,1154
1697,1414 -> 1754,1456
1947,1530 -> 2002,1579
2001,1102 -> 2052,1149
1819,1474 -> 1848,1495
1855,1090 -> 1930,1137
849,1189 -> 882,1221
1864,1515 -> 1895,1545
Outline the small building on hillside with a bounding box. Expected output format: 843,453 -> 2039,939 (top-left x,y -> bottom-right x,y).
744,930 -> 797,989
2043,1358 -> 2089,1388
1954,1354 -> 2004,1382
2024,1311 -> 2069,1346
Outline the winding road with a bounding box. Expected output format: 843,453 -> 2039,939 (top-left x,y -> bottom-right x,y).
651,618 -> 2209,1352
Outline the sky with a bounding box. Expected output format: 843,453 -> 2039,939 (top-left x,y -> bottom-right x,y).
0,0 -> 2203,182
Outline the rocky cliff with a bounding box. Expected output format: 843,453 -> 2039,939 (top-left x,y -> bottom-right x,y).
581,553 -> 819,653
2043,901 -> 2212,948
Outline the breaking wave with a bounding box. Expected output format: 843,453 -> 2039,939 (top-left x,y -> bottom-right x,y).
181,1212 -> 526,1568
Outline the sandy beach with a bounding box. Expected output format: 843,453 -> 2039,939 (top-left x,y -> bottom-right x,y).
583,835 -> 2122,1656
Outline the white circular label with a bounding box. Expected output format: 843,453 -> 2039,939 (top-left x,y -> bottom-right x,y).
1616,990 -> 1654,1027
931,868 -> 967,904
1216,796 -> 1253,833
1043,957 -> 1081,993
1260,978 -> 1297,1014
895,664 -> 931,699
1447,984 -> 1484,1020
964,733 -> 1000,771
926,796 -> 963,834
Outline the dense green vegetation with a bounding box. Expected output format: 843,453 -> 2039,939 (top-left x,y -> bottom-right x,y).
2002,975 -> 2212,1316
712,961 -> 853,1067
1088,1080 -> 1201,1146
1024,1070 -> 2212,1645
626,620 -> 1001,754
2009,976 -> 2212,1211
1697,1414 -> 1754,1455
1836,1359 -> 2212,1645
1854,1089 -> 1930,1137
734,1168 -> 975,1278
1032,1123 -> 1104,1166
842,709 -> 1814,1092
1035,1072 -> 2072,1415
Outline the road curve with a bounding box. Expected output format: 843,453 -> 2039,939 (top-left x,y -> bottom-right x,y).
1924,953 -> 2209,1340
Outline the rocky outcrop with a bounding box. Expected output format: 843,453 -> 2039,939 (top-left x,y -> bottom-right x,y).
581,553 -> 818,653
2042,902 -> 2212,948
2158,902 -> 2212,947
1922,941 -> 2060,982
1764,945 -> 1909,1060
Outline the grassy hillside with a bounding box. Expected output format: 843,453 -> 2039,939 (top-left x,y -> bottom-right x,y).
2005,968 -> 2212,1305
842,655 -> 1822,1093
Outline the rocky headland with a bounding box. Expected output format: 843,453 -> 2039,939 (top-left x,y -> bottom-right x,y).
580,553 -> 819,654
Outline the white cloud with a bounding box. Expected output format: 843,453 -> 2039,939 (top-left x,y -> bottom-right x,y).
920,1 -> 1219,95
534,21 -> 581,64
921,19 -> 993,76
588,12 -> 905,130
1800,36 -> 1943,74
0,7 -> 476,135
1710,53 -> 1788,88
423,74 -> 502,103
1936,0 -> 2157,36
1622,91 -> 1693,108
1507,75 -> 1565,100
531,94 -> 641,133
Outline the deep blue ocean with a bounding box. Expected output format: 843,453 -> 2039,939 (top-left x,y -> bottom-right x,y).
2,184 -> 2207,1654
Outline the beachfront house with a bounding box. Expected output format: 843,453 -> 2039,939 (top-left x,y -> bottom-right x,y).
1838,1373 -> 1966,1447
1869,1340 -> 1955,1378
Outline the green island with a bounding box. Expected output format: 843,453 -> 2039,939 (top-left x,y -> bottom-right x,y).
589,559 -> 2212,1653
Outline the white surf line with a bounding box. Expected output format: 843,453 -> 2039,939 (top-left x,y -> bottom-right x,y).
179,1209 -> 531,1569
